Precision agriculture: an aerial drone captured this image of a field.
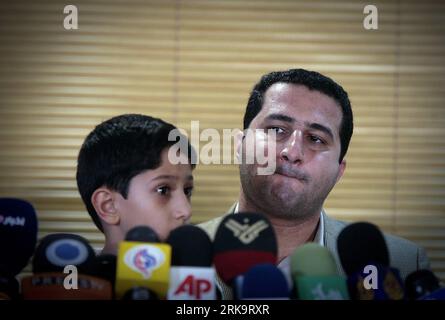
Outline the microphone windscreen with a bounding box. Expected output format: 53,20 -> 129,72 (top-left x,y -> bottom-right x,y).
405,269 -> 440,300
21,273 -> 113,300
213,212 -> 277,284
337,222 -> 389,275
32,233 -> 96,274
125,226 -> 160,242
0,198 -> 38,276
419,288 -> 445,300
241,263 -> 289,299
90,254 -> 117,285
115,241 -> 171,299
122,287 -> 159,300
290,243 -> 338,277
290,243 -> 350,300
346,264 -> 404,300
0,276 -> 19,300
166,225 -> 213,267
168,266 -> 216,300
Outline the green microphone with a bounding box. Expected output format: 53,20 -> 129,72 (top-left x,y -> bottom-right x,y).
290,243 -> 350,300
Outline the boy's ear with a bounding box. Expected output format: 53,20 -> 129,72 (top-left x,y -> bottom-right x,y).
91,187 -> 120,226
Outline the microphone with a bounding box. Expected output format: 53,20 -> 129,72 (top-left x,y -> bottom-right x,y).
0,198 -> 38,299
337,222 -> 405,300
166,225 -> 216,300
0,276 -> 19,300
405,269 -> 440,300
213,212 -> 277,286
90,254 -> 117,287
419,287 -> 445,300
405,269 -> 444,300
290,243 -> 349,300
419,288 -> 445,301
122,287 -> 159,300
32,233 -> 96,274
21,233 -> 112,300
115,225 -> 171,299
125,226 -> 160,243
237,263 -> 289,300
337,222 -> 389,275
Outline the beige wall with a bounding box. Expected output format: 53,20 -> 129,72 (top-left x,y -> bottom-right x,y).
0,0 -> 444,282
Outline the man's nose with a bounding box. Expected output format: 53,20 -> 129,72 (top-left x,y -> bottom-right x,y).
279,130 -> 304,164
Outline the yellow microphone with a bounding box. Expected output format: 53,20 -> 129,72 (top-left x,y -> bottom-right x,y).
115,226 -> 171,299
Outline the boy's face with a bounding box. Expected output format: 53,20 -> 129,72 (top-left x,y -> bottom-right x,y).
113,148 -> 194,241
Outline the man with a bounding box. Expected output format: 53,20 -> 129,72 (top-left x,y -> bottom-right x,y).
198,69 -> 430,299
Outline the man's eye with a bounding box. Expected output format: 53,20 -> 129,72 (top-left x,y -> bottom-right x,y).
184,187 -> 194,198
309,135 -> 324,144
156,186 -> 170,195
268,126 -> 285,134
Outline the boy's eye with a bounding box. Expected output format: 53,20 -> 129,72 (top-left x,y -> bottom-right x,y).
184,187 -> 194,198
156,186 -> 170,195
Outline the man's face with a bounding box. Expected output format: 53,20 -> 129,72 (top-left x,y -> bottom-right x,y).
239,83 -> 346,220
114,148 -> 194,240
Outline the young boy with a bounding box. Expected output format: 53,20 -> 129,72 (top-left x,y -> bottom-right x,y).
76,114 -> 195,255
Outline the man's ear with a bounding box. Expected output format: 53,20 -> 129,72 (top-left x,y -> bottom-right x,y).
91,187 -> 120,226
336,159 -> 347,184
235,129 -> 244,163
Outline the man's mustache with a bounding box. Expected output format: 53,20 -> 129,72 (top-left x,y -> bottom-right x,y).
274,165 -> 309,181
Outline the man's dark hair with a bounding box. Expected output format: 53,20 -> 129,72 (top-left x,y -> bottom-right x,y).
243,68 -> 353,162
76,114 -> 196,232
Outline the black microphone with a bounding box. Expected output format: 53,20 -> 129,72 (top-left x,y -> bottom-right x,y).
90,254 -> 117,287
22,233 -> 112,299
122,287 -> 159,300
32,233 -> 96,274
0,198 -> 38,299
166,224 -> 216,300
405,269 -> 440,300
167,224 -> 213,267
125,225 -> 160,243
0,276 -> 19,300
337,222 -> 405,300
337,222 -> 389,275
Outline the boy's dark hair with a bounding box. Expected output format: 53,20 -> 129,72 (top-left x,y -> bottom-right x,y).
76,114 -> 196,232
243,68 -> 353,162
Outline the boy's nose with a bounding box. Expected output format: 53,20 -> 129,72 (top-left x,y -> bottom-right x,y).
173,197 -> 192,223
